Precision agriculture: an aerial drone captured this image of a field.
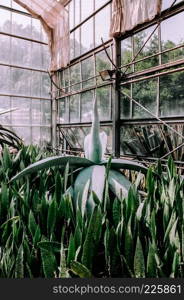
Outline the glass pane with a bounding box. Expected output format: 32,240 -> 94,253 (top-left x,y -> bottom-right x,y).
120,124 -> 184,161
11,68 -> 31,96
0,96 -> 10,124
162,0 -> 183,10
32,18 -> 41,41
58,98 -> 69,123
81,0 -> 94,21
64,69 -> 70,92
70,63 -> 81,91
132,78 -> 158,118
41,73 -> 51,98
70,32 -> 75,60
69,0 -> 74,30
31,72 -> 41,97
75,0 -> 80,26
1,0 -> 11,7
12,126 -> 31,144
12,13 -> 31,38
12,1 -> 27,12
42,45 -> 50,69
96,86 -> 111,121
0,9 -> 11,33
81,56 -> 95,88
81,90 -> 93,122
160,71 -> 184,117
95,0 -> 108,10
11,97 -> 31,125
120,84 -> 131,119
134,25 -> 159,72
41,27 -> 48,43
81,18 -> 94,55
32,100 -> 41,124
69,94 -> 80,123
95,5 -> 110,47
32,127 -> 41,145
11,38 -> 31,67
161,12 -> 184,63
0,35 -> 10,64
32,43 -> 43,69
96,49 -> 111,84
121,37 -> 132,73
0,66 -> 10,93
102,126 -> 112,153
41,100 -> 51,125
64,127 -> 88,149
40,127 -> 51,146
74,28 -> 80,57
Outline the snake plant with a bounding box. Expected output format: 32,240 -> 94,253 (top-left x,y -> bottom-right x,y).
11,97 -> 147,212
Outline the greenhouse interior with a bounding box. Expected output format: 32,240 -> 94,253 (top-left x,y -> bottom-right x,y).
0,0 -> 184,279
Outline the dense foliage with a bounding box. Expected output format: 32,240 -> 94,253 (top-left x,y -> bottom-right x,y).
0,146 -> 183,278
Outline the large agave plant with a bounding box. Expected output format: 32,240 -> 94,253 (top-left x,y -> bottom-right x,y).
11,97 -> 147,212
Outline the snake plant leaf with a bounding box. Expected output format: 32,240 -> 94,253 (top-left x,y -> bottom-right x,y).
70,261 -> 92,278
84,96 -> 107,163
10,156 -> 94,181
101,158 -> 148,174
38,241 -> 61,252
15,244 -> 24,278
134,236 -> 145,278
74,165 -> 106,213
108,169 -> 131,200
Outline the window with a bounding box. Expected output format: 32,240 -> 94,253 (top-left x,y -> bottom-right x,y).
0,1 -> 51,146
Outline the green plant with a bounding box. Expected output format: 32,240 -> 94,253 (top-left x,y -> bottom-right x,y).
0,108 -> 22,149
11,97 -> 147,214
0,145 -> 183,278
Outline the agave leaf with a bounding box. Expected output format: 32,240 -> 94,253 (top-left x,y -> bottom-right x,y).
74,165 -> 106,213
84,95 -> 107,163
10,156 -> 94,182
108,169 -> 131,200
70,261 -> 92,278
101,158 -> 147,174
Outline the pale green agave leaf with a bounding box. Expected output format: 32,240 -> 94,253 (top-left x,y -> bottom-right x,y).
11,156 -> 94,181
74,165 -> 106,213
108,169 -> 131,200
101,158 -> 148,174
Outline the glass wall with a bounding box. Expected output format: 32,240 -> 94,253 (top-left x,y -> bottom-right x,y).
0,0 -> 51,146
57,0 -> 113,152
57,0 -> 184,161
120,3 -> 184,160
